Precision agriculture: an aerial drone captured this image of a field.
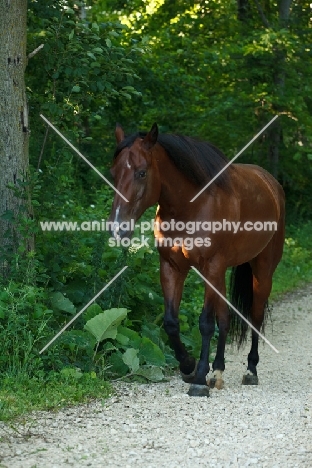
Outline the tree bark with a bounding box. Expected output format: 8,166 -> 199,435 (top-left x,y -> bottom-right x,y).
268,0 -> 292,177
0,0 -> 30,271
279,0 -> 292,23
237,0 -> 251,21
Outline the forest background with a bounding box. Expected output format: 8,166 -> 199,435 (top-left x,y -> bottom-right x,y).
0,0 -> 311,419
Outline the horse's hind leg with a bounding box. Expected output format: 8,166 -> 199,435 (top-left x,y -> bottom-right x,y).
243,224 -> 284,385
242,273 -> 272,385
160,257 -> 196,380
209,294 -> 230,390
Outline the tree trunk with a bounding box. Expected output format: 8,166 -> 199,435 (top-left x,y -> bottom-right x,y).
0,0 -> 30,272
268,0 -> 292,178
237,0 -> 251,21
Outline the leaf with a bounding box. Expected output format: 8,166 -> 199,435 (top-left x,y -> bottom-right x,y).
139,337 -> 166,366
62,281 -> 85,304
122,348 -> 140,372
108,351 -> 128,376
101,328 -> 118,340
60,330 -> 96,352
115,333 -> 129,345
120,92 -> 131,99
50,292 -> 76,314
72,85 -> 81,93
69,30 -> 74,40
102,342 -> 118,353
105,38 -> 112,48
117,326 -> 141,348
84,308 -> 128,343
135,366 -> 165,382
84,303 -> 103,323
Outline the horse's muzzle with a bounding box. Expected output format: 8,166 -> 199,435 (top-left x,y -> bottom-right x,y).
109,223 -> 133,240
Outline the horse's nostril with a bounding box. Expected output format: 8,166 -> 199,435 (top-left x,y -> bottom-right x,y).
110,225 -> 132,240
119,228 -> 128,238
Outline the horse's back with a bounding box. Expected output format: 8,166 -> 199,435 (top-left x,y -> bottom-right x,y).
232,163 -> 285,221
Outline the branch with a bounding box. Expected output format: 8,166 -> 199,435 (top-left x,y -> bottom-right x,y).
253,0 -> 270,28
28,44 -> 44,60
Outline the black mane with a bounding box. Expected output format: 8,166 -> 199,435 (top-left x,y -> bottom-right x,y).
114,131 -> 230,189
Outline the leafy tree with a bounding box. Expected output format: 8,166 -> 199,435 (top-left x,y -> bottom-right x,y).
96,0 -> 312,218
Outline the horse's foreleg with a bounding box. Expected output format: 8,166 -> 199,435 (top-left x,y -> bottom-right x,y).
188,274 -> 225,397
209,298 -> 230,390
160,258 -> 195,379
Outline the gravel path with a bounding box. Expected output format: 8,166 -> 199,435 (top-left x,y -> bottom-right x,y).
1,285 -> 312,468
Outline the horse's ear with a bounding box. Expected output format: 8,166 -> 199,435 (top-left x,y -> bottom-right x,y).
143,123 -> 158,150
115,123 -> 125,144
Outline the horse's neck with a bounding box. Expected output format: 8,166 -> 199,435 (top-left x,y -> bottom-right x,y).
156,151 -> 198,218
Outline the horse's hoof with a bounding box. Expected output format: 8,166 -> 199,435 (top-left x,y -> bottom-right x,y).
187,384 -> 210,397
207,377 -> 224,389
207,370 -> 224,389
242,372 -> 258,385
180,361 -> 197,383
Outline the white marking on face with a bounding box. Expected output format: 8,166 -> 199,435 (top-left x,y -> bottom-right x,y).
126,159 -> 131,169
114,205 -> 120,223
113,205 -> 120,239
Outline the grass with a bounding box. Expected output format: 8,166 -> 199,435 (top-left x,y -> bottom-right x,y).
0,372 -> 111,422
271,221 -> 312,300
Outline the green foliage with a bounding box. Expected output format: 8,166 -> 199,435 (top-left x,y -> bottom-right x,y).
1,0 -> 312,419
50,291 -> 76,314
84,307 -> 128,342
271,222 -> 312,299
122,348 -> 140,372
0,372 -> 110,421
0,282 -> 53,377
95,0 -> 312,210
27,0 -> 144,138
83,305 -> 167,381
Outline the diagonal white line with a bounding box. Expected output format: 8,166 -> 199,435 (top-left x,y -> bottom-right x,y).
40,114 -> 129,202
190,115 -> 279,202
191,266 -> 279,353
39,266 -> 128,354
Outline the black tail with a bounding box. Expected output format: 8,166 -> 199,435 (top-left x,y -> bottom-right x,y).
229,262 -> 253,347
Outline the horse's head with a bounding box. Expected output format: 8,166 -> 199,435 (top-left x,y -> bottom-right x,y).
108,123 -> 162,239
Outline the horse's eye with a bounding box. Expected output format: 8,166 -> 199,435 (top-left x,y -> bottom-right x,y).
136,170 -> 147,179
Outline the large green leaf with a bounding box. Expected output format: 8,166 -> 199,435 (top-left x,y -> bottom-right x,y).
84,308 -> 128,343
135,366 -> 165,382
139,337 -> 166,366
122,348 -> 140,373
50,292 -> 76,314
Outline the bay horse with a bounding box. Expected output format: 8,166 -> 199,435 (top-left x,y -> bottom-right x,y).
108,123 -> 285,396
